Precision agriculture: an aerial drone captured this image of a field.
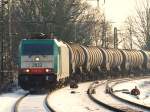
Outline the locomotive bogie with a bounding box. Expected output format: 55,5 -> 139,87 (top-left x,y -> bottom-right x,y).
18,74 -> 57,90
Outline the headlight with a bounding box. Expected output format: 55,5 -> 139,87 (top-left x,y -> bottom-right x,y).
35,57 -> 40,61
45,68 -> 50,73
25,69 -> 30,73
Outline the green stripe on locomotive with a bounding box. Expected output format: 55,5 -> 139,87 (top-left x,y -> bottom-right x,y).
19,39 -> 60,74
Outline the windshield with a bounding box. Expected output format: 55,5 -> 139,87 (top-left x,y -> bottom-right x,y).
22,44 -> 53,55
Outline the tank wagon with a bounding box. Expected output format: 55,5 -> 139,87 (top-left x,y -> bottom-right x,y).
140,50 -> 150,70
120,50 -> 144,71
18,37 -> 150,90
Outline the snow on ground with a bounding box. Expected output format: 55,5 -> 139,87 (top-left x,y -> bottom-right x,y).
48,82 -> 112,112
112,78 -> 150,107
18,94 -> 48,112
93,81 -> 145,111
0,89 -> 27,112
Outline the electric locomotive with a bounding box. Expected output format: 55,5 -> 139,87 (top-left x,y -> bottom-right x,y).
18,35 -> 70,90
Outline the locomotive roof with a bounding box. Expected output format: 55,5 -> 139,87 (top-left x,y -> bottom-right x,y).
25,33 -> 57,39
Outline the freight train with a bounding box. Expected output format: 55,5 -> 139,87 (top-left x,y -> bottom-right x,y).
18,35 -> 150,90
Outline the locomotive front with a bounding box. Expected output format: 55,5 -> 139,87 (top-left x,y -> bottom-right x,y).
18,39 -> 57,90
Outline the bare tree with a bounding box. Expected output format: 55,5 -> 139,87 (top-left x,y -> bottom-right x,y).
123,17 -> 134,49
124,0 -> 150,49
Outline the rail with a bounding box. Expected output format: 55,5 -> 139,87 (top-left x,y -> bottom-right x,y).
87,81 -> 127,112
88,77 -> 150,112
109,77 -> 150,110
13,93 -> 29,112
45,90 -> 56,112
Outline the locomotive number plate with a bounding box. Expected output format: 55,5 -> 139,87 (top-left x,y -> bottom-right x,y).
32,63 -> 42,67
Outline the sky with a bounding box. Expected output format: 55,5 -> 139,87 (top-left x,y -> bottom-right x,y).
87,0 -> 138,27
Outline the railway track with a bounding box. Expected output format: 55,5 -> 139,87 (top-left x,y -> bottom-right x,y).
45,84 -> 71,112
12,76 -> 150,112
14,93 -> 29,112
45,90 -> 56,112
13,92 -> 52,112
88,77 -> 150,112
110,78 -> 150,110
46,81 -> 111,112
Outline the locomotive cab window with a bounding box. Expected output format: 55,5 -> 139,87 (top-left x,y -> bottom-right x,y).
22,44 -> 53,55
